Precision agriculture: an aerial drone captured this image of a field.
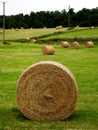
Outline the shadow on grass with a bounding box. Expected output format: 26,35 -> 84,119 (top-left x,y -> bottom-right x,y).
11,107 -> 82,121
11,107 -> 28,121
65,109 -> 98,122
0,106 -> 98,122
0,106 -> 98,130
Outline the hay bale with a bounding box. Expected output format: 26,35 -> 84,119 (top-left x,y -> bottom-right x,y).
30,39 -> 36,44
42,46 -> 55,55
85,41 -> 94,48
21,27 -> 24,29
0,29 -> 3,34
16,61 -> 78,120
15,28 -> 19,31
25,37 -> 30,42
60,41 -> 69,48
76,25 -> 80,28
56,25 -> 63,29
91,26 -> 94,29
70,42 -> 80,49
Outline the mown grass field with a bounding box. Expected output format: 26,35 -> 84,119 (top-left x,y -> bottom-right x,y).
0,27 -> 98,43
0,28 -> 98,129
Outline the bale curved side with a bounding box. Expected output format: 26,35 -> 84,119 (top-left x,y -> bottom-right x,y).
70,42 -> 80,49
85,41 -> 94,48
42,46 -> 55,55
30,39 -> 36,44
60,41 -> 69,48
16,61 -> 78,120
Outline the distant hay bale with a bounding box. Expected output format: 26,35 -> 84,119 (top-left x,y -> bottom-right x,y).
21,27 -> 24,29
0,31 -> 3,34
76,25 -> 80,28
16,61 -> 78,120
85,41 -> 94,48
42,46 -> 55,55
25,37 -> 30,41
15,28 -> 19,31
0,29 -> 3,34
70,42 -> 80,49
56,25 -> 63,29
91,26 -> 94,29
60,41 -> 69,48
30,39 -> 36,44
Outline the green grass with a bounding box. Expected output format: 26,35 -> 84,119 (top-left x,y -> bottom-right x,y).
39,27 -> 98,43
0,43 -> 98,129
1,27 -> 98,44
0,28 -> 66,42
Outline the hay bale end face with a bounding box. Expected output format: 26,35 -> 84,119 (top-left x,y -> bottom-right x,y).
42,45 -> 55,55
16,61 -> 78,120
60,41 -> 69,48
85,41 -> 94,48
70,42 -> 80,49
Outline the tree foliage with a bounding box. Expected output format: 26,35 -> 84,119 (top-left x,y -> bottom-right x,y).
0,7 -> 98,29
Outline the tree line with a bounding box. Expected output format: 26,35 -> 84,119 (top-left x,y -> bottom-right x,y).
0,7 -> 98,29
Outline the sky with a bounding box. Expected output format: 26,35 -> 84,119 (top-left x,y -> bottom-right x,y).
0,0 -> 98,15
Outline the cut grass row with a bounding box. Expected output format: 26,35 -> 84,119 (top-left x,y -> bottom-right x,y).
0,43 -> 98,129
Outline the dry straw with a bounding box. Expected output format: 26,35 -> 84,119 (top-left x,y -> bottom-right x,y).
25,37 -> 30,42
30,39 -> 36,44
15,28 -> 19,31
85,41 -> 94,48
70,42 -> 80,49
42,45 -> 55,55
0,30 -> 3,34
91,26 -> 95,29
60,41 -> 69,48
16,61 -> 78,120
56,25 -> 63,29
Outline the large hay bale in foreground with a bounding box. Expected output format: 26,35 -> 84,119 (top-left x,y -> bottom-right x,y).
60,41 -> 69,48
42,46 -> 55,55
16,61 -> 78,120
85,41 -> 94,48
70,42 -> 80,49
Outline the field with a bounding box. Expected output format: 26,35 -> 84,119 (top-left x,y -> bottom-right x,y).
0,27 -> 98,43
0,28 -> 98,129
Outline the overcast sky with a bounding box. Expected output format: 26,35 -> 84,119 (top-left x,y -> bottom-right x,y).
0,0 -> 98,15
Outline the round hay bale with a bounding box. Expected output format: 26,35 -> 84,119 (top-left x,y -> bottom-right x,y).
56,25 -> 63,29
25,37 -> 30,42
15,28 -> 19,31
16,61 -> 78,120
91,26 -> 94,29
60,41 -> 69,48
0,30 -> 3,34
70,42 -> 80,49
30,39 -> 36,44
85,41 -> 94,48
42,46 -> 55,55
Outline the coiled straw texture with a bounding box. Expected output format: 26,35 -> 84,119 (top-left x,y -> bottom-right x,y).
16,61 -> 78,120
42,46 -> 55,55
